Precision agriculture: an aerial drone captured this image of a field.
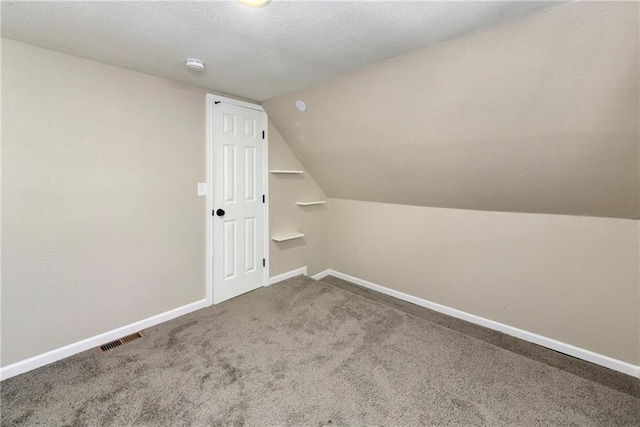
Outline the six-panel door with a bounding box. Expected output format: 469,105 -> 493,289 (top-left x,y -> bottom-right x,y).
212,102 -> 265,304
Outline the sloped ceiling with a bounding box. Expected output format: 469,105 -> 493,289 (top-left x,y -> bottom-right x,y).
1,1 -> 562,101
264,2 -> 640,219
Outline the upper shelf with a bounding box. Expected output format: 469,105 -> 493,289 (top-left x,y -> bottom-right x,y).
270,170 -> 303,174
296,201 -> 326,206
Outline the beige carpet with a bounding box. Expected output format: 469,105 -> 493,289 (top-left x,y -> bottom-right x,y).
2,275 -> 639,426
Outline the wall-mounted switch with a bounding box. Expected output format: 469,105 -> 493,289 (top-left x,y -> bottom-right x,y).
197,183 -> 207,196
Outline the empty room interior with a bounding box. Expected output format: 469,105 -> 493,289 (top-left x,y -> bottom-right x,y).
1,0 -> 639,425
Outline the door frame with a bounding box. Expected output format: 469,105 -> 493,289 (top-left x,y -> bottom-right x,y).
205,94 -> 269,306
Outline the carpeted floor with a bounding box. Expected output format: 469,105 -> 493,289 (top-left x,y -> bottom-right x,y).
1,275 -> 639,426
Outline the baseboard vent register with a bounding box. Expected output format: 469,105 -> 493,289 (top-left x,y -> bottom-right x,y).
97,332 -> 143,352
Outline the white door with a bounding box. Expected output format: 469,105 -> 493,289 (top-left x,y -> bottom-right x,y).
211,100 -> 267,304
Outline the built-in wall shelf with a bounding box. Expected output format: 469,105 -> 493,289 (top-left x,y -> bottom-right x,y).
271,232 -> 305,242
296,201 -> 326,206
270,170 -> 304,174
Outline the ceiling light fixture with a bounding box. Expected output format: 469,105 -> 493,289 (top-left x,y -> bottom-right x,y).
185,59 -> 205,72
296,100 -> 307,112
237,0 -> 271,7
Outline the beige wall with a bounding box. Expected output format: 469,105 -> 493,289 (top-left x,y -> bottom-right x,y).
1,39 -> 330,366
3,1 -> 639,374
264,2 -> 639,219
262,1 -> 640,366
328,198 -> 640,365
1,39 -> 210,366
268,122 -> 328,277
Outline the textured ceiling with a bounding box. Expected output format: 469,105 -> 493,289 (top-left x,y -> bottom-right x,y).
1,1 -> 563,101
264,2 -> 640,219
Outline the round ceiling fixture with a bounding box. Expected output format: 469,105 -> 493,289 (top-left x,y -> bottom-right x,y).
295,100 -> 307,112
185,59 -> 205,71
237,0 -> 271,7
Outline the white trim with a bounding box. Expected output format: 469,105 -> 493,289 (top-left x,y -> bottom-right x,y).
262,111 -> 270,291
0,299 -> 207,381
206,94 -> 269,306
205,95 -> 214,306
208,94 -> 265,112
311,269 -> 331,280
269,266 -> 308,285
318,270 -> 640,378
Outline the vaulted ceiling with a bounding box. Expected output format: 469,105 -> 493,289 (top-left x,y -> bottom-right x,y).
264,2 -> 639,219
2,1 -> 638,219
1,1 -> 562,101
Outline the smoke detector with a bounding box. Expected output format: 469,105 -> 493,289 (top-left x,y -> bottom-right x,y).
185,59 -> 205,72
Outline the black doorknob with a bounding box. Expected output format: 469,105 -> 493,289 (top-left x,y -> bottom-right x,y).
216,209 -> 225,217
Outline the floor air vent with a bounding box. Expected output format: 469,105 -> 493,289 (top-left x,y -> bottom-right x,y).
98,332 -> 143,353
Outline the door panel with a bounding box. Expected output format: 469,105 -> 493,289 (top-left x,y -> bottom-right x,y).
244,147 -> 256,202
213,102 -> 265,303
223,145 -> 236,203
244,217 -> 256,273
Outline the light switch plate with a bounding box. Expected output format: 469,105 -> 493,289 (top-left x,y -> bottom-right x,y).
197,183 -> 207,196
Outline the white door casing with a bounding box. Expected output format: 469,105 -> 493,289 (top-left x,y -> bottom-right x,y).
206,95 -> 268,305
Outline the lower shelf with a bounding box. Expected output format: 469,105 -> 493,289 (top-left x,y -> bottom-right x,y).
271,232 -> 305,242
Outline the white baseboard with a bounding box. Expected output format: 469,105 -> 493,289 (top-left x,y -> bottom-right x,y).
318,270 -> 640,379
268,266 -> 308,285
0,299 -> 208,381
4,272 -> 638,381
311,269 -> 331,280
